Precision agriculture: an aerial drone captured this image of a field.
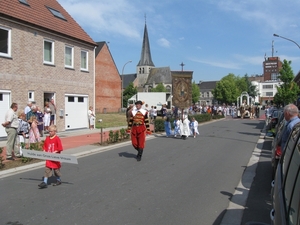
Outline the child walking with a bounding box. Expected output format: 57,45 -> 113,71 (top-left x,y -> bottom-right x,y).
17,112 -> 30,155
38,125 -> 63,189
164,116 -> 172,137
173,116 -> 181,138
190,117 -> 199,138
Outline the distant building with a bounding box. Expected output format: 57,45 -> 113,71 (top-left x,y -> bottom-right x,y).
198,81 -> 217,106
122,22 -> 173,93
121,21 -> 193,108
263,56 -> 282,81
252,80 -> 283,105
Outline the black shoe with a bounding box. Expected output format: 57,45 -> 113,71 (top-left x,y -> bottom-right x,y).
53,180 -> 62,186
6,157 -> 15,161
136,149 -> 143,161
38,182 -> 47,189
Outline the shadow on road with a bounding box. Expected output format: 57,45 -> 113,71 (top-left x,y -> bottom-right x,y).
118,151 -> 136,159
212,139 -> 272,225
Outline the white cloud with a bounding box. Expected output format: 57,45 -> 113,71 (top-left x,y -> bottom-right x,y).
58,0 -> 142,40
190,58 -> 241,70
157,38 -> 171,48
213,0 -> 300,33
233,54 -> 264,66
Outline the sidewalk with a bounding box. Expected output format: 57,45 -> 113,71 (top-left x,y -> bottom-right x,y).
0,126 -> 128,162
0,124 -> 158,162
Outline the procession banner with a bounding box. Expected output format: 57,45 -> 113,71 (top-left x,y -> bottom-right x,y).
22,149 -> 78,164
172,71 -> 193,109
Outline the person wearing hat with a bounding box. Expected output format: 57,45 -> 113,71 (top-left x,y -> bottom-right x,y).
127,100 -> 151,161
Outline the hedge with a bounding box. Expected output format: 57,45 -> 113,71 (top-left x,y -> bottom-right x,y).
153,113 -> 224,132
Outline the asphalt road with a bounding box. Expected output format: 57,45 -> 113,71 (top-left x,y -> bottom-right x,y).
0,118 -> 270,225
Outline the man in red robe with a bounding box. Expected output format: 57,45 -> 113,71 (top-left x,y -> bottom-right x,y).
127,100 -> 151,161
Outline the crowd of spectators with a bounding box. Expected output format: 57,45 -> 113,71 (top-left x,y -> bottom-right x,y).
2,100 -> 57,160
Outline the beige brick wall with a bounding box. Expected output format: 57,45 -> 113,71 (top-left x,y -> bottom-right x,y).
0,19 -> 95,132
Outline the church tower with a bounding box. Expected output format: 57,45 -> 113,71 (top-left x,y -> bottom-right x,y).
136,21 -> 155,90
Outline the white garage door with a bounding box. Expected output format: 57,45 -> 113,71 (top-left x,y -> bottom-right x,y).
0,92 -> 11,137
65,95 -> 88,130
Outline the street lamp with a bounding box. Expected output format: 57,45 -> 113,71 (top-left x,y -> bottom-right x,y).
121,60 -> 132,110
273,34 -> 300,49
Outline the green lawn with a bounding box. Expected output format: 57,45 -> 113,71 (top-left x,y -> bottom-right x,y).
95,113 -> 128,128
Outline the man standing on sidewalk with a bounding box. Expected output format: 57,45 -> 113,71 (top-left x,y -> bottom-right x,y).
2,103 -> 20,160
127,100 -> 151,161
280,103 -> 300,152
49,99 -> 56,125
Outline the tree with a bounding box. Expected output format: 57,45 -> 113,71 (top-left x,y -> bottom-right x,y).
150,83 -> 167,92
192,81 -> 200,104
212,73 -> 240,104
242,74 -> 257,98
122,82 -> 137,108
274,59 -> 300,106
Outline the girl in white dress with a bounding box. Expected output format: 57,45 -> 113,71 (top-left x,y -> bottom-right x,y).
44,101 -> 51,132
190,117 -> 199,138
88,106 -> 95,129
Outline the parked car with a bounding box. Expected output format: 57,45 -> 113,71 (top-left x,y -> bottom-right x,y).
270,121 -> 300,225
271,118 -> 286,179
266,109 -> 283,138
266,108 -> 283,131
271,109 -> 283,129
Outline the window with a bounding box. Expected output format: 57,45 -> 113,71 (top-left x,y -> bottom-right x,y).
44,40 -> 54,64
166,85 -> 171,92
78,97 -> 84,103
271,73 -> 279,80
0,94 -> 2,101
19,0 -> 29,6
46,6 -> 66,20
65,46 -> 74,68
263,85 -> 273,89
265,92 -> 273,96
68,96 -> 75,102
207,92 -> 210,98
0,27 -> 11,57
28,91 -> 34,102
80,50 -> 88,71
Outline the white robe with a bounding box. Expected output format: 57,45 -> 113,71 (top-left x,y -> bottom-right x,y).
191,120 -> 199,135
180,117 -> 190,136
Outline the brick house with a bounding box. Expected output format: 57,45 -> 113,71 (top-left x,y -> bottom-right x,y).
95,42 -> 121,113
0,0 -> 97,137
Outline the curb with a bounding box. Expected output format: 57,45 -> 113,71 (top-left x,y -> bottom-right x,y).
0,135 -> 156,179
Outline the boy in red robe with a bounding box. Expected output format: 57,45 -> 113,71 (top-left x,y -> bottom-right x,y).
38,125 -> 63,189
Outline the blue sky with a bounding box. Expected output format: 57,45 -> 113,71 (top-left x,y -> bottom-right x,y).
59,0 -> 300,82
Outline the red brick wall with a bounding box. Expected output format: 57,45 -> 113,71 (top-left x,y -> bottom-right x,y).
95,43 -> 121,113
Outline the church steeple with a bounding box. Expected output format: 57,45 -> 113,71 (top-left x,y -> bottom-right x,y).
136,19 -> 155,90
137,22 -> 155,67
